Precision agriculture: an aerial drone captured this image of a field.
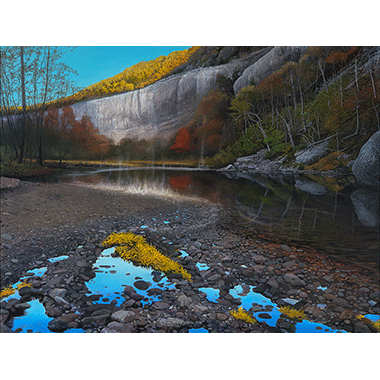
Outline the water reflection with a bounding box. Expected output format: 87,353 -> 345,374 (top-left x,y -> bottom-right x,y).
11,300 -> 53,333
85,248 -> 176,306
63,167 -> 378,262
229,284 -> 345,333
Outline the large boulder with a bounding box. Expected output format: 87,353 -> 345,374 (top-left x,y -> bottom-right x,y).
352,131 -> 380,187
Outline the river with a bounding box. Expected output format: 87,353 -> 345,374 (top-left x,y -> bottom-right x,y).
43,166 -> 379,266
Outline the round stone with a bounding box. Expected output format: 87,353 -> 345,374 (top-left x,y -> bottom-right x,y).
134,280 -> 149,290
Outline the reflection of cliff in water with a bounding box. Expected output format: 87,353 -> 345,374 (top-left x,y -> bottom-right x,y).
58,167 -> 378,263
219,171 -> 379,262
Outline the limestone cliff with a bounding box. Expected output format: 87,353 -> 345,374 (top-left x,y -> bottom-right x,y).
71,59 -> 247,144
70,48 -> 271,144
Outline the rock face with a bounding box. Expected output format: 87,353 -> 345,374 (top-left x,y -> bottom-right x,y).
233,46 -> 309,94
71,57 -> 258,144
352,131 -> 380,187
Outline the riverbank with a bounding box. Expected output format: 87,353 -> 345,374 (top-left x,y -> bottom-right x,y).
1,179 -> 379,333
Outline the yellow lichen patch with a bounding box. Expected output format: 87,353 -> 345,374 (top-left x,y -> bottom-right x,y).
103,232 -> 146,249
372,320 -> 380,332
278,306 -> 307,321
0,286 -> 15,299
102,232 -> 191,281
356,315 -> 380,331
17,281 -> 32,290
230,307 -> 256,324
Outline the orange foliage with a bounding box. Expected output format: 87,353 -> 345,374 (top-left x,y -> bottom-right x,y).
44,106 -> 110,158
169,174 -> 193,190
257,72 -> 283,93
71,115 -> 110,157
170,127 -> 194,153
325,46 -> 359,66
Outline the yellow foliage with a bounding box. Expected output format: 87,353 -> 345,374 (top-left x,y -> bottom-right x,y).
58,47 -> 200,107
372,320 -> 380,332
16,281 -> 32,290
278,306 -> 307,321
356,314 -> 380,331
102,232 -> 191,281
230,307 -> 256,323
0,286 -> 15,299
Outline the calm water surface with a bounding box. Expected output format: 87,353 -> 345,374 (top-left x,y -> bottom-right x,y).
51,167 -> 379,264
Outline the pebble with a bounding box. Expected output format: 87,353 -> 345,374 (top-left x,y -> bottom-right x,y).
111,310 -> 138,323
284,273 -> 306,287
1,192 -> 378,335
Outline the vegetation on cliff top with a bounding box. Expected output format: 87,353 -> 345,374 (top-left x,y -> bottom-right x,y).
57,46 -> 200,106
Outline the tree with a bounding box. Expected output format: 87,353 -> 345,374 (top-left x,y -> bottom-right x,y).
170,127 -> 193,154
0,46 -> 78,164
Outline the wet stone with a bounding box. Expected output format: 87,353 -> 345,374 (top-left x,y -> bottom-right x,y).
276,319 -> 293,329
48,318 -> 68,332
134,280 -> 150,291
258,313 -> 271,319
354,322 -> 371,333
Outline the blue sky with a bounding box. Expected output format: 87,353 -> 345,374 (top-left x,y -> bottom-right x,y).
63,46 -> 191,90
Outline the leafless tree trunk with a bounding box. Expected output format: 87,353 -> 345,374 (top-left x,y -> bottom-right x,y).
18,47 -> 27,164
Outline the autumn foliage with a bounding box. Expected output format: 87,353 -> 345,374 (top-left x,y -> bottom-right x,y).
169,174 -> 193,191
170,87 -> 233,157
44,106 -> 110,159
55,47 -> 200,107
170,127 -> 193,153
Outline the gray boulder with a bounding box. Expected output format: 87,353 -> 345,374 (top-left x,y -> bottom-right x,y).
295,140 -> 330,165
352,131 -> 380,187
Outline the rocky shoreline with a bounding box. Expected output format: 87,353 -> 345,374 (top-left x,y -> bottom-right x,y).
1,179 -> 379,333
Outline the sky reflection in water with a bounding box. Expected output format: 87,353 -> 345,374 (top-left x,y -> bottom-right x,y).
85,248 -> 176,306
